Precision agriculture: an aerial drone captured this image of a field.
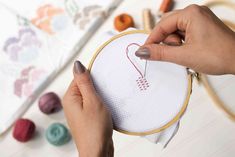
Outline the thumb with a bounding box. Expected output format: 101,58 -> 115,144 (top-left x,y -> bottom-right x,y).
73,61 -> 97,100
135,44 -> 190,66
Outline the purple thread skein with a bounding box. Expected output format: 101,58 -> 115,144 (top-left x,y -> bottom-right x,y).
38,92 -> 62,114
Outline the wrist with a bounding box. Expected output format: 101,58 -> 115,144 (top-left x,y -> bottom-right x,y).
79,145 -> 106,157
79,148 -> 107,157
79,139 -> 113,157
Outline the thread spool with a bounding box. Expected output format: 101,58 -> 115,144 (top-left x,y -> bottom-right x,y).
114,13 -> 135,32
143,9 -> 154,31
159,0 -> 173,15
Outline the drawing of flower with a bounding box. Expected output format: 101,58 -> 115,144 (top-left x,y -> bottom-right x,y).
14,66 -> 46,98
3,28 -> 41,63
31,4 -> 69,34
72,4 -> 105,30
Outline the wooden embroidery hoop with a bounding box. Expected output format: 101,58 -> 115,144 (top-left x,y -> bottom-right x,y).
88,1 -> 235,135
205,0 -> 235,30
88,30 -> 193,136
200,0 -> 235,121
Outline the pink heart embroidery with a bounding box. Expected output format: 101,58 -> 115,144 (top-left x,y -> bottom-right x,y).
126,43 -> 150,91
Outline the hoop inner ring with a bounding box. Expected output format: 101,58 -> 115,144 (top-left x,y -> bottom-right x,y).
88,30 -> 192,136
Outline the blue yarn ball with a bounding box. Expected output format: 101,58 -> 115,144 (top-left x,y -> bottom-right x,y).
46,123 -> 71,146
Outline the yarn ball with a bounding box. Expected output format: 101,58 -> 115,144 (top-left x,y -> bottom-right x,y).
13,118 -> 36,142
114,13 -> 135,32
46,123 -> 71,146
38,92 -> 62,114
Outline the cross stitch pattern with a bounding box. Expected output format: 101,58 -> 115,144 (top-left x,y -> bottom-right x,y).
126,43 -> 150,91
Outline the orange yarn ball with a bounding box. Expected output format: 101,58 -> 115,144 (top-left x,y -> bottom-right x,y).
114,13 -> 135,32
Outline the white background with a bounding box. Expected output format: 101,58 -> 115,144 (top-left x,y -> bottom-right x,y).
1,0 -> 235,157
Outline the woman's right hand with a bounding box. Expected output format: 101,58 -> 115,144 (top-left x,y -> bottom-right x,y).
136,4 -> 235,75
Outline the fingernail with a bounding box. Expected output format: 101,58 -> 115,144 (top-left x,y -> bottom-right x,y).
135,47 -> 150,59
74,61 -> 85,74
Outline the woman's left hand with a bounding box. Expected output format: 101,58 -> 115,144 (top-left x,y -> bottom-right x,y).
62,61 -> 114,157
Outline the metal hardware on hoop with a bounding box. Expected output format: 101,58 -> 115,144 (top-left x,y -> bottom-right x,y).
187,68 -> 200,82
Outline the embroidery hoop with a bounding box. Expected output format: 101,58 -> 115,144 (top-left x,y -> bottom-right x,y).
88,30 -> 193,136
204,0 -> 235,30
200,0 -> 235,121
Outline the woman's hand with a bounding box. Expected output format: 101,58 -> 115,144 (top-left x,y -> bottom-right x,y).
136,4 -> 235,75
62,61 -> 113,157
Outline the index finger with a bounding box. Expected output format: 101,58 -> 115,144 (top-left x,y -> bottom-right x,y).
145,10 -> 185,44
62,79 -> 83,110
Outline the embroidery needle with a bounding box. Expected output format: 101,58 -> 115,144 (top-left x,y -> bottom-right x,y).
142,9 -> 152,78
144,60 -> 147,77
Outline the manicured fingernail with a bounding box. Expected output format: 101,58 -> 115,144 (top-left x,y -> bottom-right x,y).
135,47 -> 150,59
74,61 -> 85,74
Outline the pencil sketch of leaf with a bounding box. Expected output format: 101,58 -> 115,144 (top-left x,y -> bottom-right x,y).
64,0 -> 79,17
83,5 -> 102,17
17,15 -> 30,26
78,18 -> 90,30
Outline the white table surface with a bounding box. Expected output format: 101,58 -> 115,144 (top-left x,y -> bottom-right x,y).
1,0 -> 235,157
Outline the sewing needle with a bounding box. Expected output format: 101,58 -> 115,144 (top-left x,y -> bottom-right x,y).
144,60 -> 147,77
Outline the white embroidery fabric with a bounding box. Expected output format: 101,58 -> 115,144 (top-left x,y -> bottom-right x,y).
90,30 -> 189,146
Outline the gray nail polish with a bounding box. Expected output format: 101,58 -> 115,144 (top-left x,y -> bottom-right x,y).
135,47 -> 150,59
74,61 -> 85,74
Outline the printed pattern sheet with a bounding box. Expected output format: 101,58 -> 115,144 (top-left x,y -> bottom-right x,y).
0,0 -> 122,134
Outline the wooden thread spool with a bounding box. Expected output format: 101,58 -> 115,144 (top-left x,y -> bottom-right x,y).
143,9 -> 154,31
159,0 -> 173,15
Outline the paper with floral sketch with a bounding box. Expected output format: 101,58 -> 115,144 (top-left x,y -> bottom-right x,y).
0,0 -> 122,134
